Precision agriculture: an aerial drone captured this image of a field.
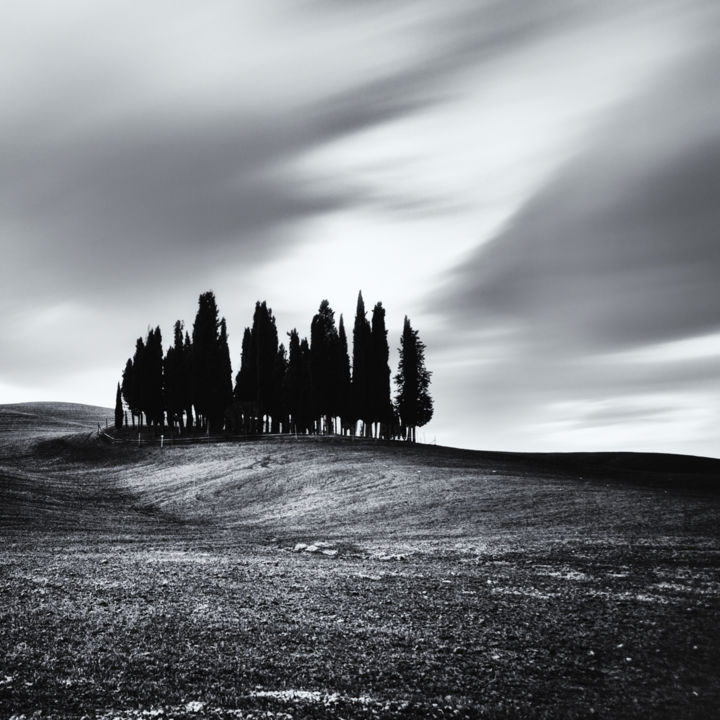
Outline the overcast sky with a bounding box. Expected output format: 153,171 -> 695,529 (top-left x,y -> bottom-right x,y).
2,0 -> 719,457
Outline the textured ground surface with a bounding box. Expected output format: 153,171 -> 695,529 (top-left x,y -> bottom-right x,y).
1,402 -> 719,719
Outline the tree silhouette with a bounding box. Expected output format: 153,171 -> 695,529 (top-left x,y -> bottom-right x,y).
370,302 -> 393,438
395,316 -> 433,442
191,291 -> 232,432
270,343 -> 288,433
298,337 -> 313,434
218,318 -> 234,431
130,337 -> 146,426
310,300 -> 341,434
114,382 -> 123,430
164,321 -> 183,431
182,330 -> 194,429
337,315 -> 352,435
121,357 -> 137,427
143,327 -> 164,427
284,330 -> 304,434
254,301 -> 279,433
234,325 -> 256,430
351,291 -> 372,436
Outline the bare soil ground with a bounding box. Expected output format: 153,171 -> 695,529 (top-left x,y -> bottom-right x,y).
1,402 -> 719,719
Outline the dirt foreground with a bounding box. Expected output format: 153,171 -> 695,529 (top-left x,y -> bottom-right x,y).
1,403 -> 719,719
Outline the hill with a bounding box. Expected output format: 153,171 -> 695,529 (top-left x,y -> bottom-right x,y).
1,402 -> 719,719
1,401 -> 718,548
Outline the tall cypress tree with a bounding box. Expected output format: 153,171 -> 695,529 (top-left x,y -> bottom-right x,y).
310,299 -> 341,434
369,302 -> 392,438
164,321 -> 186,431
217,318 -> 234,430
351,291 -> 372,436
234,326 -> 256,433
394,316 -> 433,443
337,315 -> 352,435
284,329 -> 303,434
143,326 -> 164,427
121,357 -> 137,427
114,382 -> 123,430
298,337 -> 313,434
254,301 -> 279,433
182,331 -> 194,429
270,343 -> 288,433
191,291 -> 232,432
132,337 -> 146,427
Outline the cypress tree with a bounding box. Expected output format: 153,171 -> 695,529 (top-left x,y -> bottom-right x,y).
394,316 -> 433,442
182,331 -> 194,429
270,343 -> 288,433
121,357 -> 137,427
234,326 -> 257,432
310,299 -> 340,434
132,337 -> 146,427
284,329 -> 303,434
351,291 -> 372,436
191,291 -> 232,432
298,337 -> 313,434
164,321 -> 185,431
114,382 -> 123,430
143,327 -> 164,427
217,318 -> 234,431
254,301 -> 279,433
337,315 -> 352,435
369,302 -> 392,438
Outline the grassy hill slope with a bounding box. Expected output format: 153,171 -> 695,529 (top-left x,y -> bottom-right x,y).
2,401 -> 718,550
2,402 -> 719,719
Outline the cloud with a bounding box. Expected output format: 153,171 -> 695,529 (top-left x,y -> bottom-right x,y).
424,24 -> 720,455
434,37 -> 720,353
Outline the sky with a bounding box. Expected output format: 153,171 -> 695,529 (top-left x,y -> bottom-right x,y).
1,0 -> 719,457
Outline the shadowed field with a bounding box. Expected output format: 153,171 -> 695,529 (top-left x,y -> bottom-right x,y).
1,402 -> 719,719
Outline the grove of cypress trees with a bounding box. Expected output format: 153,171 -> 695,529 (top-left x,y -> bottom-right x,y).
394,316 -> 433,443
116,291 -> 434,442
